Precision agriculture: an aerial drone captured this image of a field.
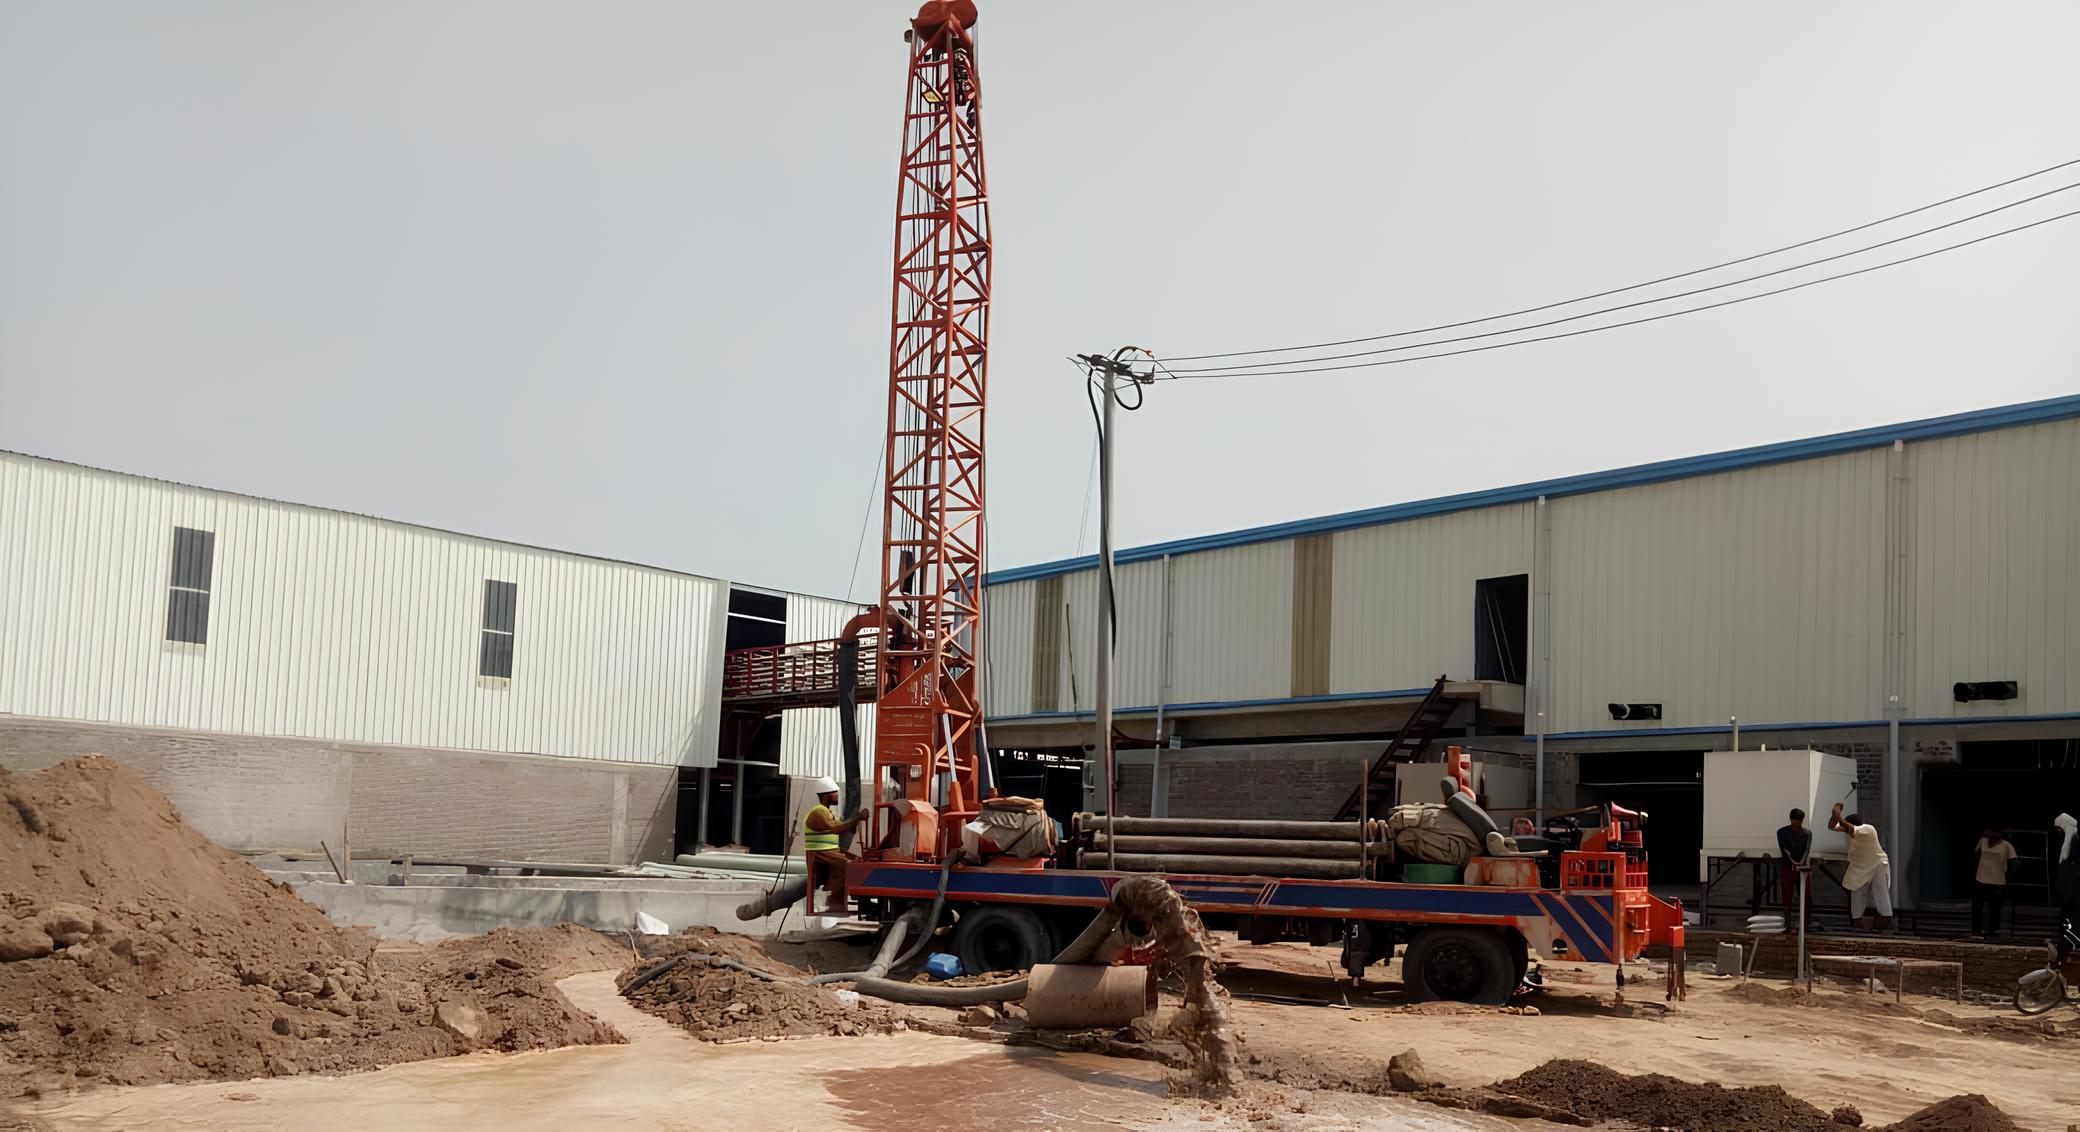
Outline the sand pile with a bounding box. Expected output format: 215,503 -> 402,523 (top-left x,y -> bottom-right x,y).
1482,1060 -> 1835,1130
617,929 -> 905,1041
0,757 -> 622,1093
1880,1094 -> 2024,1132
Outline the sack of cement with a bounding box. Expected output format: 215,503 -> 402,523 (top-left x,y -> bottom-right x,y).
1383,803 -> 1480,867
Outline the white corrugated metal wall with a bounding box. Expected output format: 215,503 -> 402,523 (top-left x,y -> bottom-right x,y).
1331,503 -> 1534,695
0,453 -> 728,767
776,593 -> 875,780
979,415 -> 2080,734
1908,417 -> 2080,718
1545,448 -> 1890,733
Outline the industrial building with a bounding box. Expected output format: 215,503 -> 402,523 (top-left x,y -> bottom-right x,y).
981,394 -> 2080,911
0,448 -> 866,865
6,393 -> 2077,908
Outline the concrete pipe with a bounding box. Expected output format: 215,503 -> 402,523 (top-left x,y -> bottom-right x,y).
1081,852 -> 1363,879
1076,815 -> 1371,841
1022,963 -> 1157,1030
1091,834 -> 1363,860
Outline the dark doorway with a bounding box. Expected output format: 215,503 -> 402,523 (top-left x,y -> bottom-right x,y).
994,748 -> 1085,833
1574,750 -> 1703,886
1474,574 -> 1529,684
1917,739 -> 2080,904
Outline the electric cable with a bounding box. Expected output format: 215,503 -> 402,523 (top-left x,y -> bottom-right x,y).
1162,156 -> 2080,363
843,445 -> 884,602
1155,205 -> 2080,380
1163,180 -> 2080,374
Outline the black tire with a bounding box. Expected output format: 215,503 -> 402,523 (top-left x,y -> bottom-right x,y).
953,904 -> 1055,976
1506,932 -> 1530,987
2014,971 -> 2065,1015
1403,927 -> 1517,1006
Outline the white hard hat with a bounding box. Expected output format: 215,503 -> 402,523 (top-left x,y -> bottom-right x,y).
809,776 -> 841,795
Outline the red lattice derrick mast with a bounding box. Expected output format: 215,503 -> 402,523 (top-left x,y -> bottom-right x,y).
868,0 -> 991,860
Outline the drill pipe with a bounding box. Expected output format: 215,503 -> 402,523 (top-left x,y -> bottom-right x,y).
1090,834 -> 1366,860
1076,851 -> 1363,879
1076,815 -> 1377,841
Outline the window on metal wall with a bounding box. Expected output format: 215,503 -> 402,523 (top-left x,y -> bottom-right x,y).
165,527 -> 215,645
479,580 -> 516,680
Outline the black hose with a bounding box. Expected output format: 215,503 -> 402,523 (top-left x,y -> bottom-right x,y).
621,952 -> 780,997
885,848 -> 965,972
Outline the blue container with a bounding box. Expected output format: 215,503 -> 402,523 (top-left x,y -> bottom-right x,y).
925,952 -> 963,980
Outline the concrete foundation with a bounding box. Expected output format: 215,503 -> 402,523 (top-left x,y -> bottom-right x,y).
0,714 -> 677,865
269,866 -> 798,942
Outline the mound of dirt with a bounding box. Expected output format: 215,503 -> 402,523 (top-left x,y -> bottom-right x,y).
1879,1094 -> 2024,1132
617,930 -> 904,1041
1481,1059 -> 1837,1131
0,757 -> 622,1093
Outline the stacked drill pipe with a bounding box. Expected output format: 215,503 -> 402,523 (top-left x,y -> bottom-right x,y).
1072,814 -> 1385,880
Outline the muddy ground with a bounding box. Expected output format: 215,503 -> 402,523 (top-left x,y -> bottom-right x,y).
1,758 -> 2063,1128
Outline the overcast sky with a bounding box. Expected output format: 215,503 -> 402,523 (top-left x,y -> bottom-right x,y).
4,1 -> 2076,600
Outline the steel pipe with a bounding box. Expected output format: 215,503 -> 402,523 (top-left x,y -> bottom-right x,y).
1078,851 -> 1363,879
1091,834 -> 1364,860
1077,815 -> 1373,841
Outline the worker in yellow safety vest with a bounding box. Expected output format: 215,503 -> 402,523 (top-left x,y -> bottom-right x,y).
803,777 -> 867,914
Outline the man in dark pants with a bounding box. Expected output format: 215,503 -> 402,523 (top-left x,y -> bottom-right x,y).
1777,809 -> 1812,922
1970,828 -> 2016,938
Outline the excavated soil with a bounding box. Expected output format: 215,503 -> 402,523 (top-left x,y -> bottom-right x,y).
1880,1094 -> 2025,1132
0,757 -> 623,1095
616,929 -> 907,1041
1484,1059 -> 1835,1130
1414,1059 -> 2028,1132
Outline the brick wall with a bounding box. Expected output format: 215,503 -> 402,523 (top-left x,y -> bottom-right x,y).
1162,746 -> 1379,821
0,715 -> 675,864
1541,750 -> 1578,811
1686,928 -> 2050,993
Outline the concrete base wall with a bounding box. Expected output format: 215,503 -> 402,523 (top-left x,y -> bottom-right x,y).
276,871 -> 791,943
0,715 -> 676,865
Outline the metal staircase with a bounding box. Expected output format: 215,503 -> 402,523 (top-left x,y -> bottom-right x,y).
1331,675 -> 1463,821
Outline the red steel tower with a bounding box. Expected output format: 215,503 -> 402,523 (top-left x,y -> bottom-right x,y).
869,0 -> 991,857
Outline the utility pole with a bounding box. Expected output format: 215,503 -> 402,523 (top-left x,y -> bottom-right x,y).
1078,348 -> 1153,869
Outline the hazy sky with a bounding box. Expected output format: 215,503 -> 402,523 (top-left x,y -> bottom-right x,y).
4,2 -> 2076,600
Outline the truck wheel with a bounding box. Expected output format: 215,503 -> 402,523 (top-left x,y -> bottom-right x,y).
1403,927 -> 1516,1005
953,905 -> 1055,975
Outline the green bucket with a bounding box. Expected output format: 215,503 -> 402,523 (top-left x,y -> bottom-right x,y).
1400,863 -> 1462,885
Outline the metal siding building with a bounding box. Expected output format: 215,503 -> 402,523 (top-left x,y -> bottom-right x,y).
0,450 -> 864,865
981,397 -> 2080,907
775,593 -> 876,783
0,451 -> 731,767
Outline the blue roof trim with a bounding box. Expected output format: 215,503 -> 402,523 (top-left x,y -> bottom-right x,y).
987,686 -> 1434,724
986,394 -> 2080,586
1540,711 -> 2080,741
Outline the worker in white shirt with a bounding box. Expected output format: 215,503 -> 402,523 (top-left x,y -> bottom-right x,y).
1828,802 -> 1892,932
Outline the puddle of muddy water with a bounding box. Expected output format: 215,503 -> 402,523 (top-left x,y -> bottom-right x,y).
823,1047 -> 1170,1130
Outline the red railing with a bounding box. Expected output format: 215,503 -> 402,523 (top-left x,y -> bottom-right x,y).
1560,851 -> 1650,892
722,638 -> 879,704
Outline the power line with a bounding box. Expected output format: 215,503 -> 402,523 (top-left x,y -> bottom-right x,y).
1161,156 -> 2080,364
843,444 -> 884,602
1162,179 -> 2080,375
1157,205 -> 2080,381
